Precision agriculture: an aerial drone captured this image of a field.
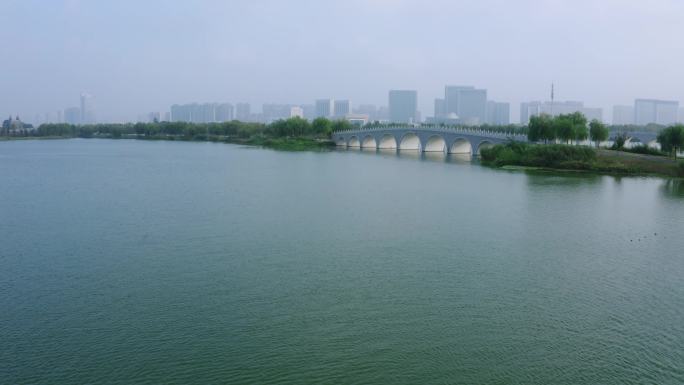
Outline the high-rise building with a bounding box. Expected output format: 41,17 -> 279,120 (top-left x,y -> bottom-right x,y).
215,103 -> 234,122
634,99 -> 679,126
302,104 -> 315,120
315,99 -> 334,118
443,86 -> 487,125
171,103 -> 211,123
444,86 -> 474,116
354,104 -> 379,121
678,108 -> 684,123
486,101 -> 510,126
262,104 -> 291,122
80,93 -> 95,124
377,106 -> 389,121
236,103 -> 251,122
457,89 -> 487,125
334,100 -> 351,118
612,105 -> 635,125
171,104 -> 193,122
189,104 -> 202,123
520,101 -> 603,124
147,112 -> 162,122
434,99 -> 446,119
200,103 -> 217,123
388,90 -> 418,123
290,106 -> 304,118
64,107 -> 81,125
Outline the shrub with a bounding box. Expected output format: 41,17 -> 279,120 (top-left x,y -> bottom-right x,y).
623,145 -> 666,157
612,133 -> 628,150
480,142 -> 596,168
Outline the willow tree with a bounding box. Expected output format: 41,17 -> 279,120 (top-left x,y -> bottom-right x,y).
589,120 -> 609,148
657,124 -> 684,160
528,114 -> 554,143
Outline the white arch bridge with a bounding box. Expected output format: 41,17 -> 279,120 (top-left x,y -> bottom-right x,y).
609,131 -> 659,149
334,127 -> 527,155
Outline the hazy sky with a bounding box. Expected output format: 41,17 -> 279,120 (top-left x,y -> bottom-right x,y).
2,0 -> 683,123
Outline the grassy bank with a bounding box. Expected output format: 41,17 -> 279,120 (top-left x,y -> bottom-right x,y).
481,142 -> 684,177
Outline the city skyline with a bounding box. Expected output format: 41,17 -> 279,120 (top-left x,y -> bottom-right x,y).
2,0 -> 684,123
28,88 -> 684,127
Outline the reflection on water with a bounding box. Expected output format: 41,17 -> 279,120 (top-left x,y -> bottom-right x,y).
343,147 -> 476,164
525,172 -> 602,187
661,179 -> 684,198
446,153 -> 473,163
421,151 -> 448,163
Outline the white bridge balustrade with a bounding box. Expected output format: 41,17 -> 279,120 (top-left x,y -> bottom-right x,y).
334,126 -> 526,155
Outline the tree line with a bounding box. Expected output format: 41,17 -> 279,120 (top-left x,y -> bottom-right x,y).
527,112 -> 609,146
33,117 -> 355,140
25,115 -> 684,160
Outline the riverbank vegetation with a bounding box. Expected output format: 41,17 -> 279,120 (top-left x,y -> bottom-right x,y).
481,142 -> 684,177
29,117 -> 354,151
527,112 -> 610,145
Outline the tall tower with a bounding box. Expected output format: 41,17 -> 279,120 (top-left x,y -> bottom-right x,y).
80,93 -> 95,124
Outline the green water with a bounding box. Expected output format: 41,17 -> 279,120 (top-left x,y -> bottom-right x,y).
1,139 -> 683,384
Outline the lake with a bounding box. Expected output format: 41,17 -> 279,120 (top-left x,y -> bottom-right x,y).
1,139 -> 683,384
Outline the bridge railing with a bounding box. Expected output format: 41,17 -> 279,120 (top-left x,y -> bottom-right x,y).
333,125 -> 527,141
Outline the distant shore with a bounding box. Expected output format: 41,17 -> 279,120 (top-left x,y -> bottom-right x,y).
5,133 -> 683,178
1,134 -> 336,151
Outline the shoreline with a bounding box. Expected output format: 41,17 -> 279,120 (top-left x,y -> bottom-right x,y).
1,134 -> 336,151
5,135 -> 683,179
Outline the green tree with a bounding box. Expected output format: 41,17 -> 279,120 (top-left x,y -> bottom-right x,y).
528,114 -> 554,143
527,115 -> 542,142
554,115 -> 575,144
566,112 -> 588,144
589,120 -> 609,148
285,117 -> 310,137
331,119 -> 352,134
657,124 -> 684,159
312,117 -> 333,136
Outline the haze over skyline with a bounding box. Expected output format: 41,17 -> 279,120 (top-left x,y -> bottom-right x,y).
3,0 -> 684,123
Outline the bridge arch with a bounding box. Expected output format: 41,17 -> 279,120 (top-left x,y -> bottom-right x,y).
424,135 -> 447,152
348,136 -> 360,148
449,138 -> 472,154
361,135 -> 377,149
378,134 -> 397,150
335,137 -> 347,146
476,140 -> 494,155
399,132 -> 421,151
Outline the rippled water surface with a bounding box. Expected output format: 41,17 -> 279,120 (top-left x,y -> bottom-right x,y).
1,139 -> 683,384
